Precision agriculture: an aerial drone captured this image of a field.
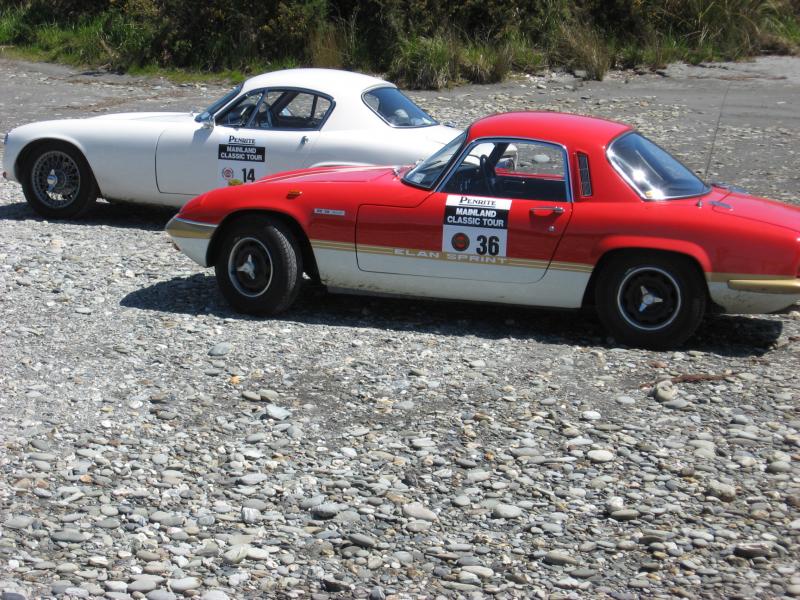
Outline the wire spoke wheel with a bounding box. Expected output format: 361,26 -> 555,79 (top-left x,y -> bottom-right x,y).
22,142 -> 97,219
31,150 -> 82,208
228,237 -> 274,298
617,266 -> 681,331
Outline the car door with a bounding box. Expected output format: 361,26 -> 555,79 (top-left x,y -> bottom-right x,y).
355,138 -> 573,284
155,88 -> 332,196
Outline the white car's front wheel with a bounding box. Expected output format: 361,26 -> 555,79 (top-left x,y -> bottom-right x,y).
21,141 -> 97,219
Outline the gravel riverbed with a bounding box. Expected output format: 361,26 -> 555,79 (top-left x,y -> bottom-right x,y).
1,57 -> 799,599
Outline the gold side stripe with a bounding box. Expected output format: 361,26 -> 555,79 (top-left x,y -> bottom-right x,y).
707,272 -> 796,283
357,246 -> 397,255
311,240 -> 355,251
550,261 -> 594,273
312,241 -> 593,272
356,243 -> 397,253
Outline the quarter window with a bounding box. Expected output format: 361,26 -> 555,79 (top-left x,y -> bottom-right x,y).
577,153 -> 592,196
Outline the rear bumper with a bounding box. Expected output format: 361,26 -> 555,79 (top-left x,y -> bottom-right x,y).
707,277 -> 800,314
165,216 -> 217,267
727,278 -> 800,294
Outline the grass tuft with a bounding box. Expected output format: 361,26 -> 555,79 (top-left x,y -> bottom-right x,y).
554,19 -> 612,80
389,34 -> 460,89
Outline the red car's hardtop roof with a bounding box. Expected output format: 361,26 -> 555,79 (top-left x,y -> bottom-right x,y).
467,111 -> 632,148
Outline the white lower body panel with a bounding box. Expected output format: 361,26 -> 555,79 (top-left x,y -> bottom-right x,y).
708,282 -> 800,314
313,245 -> 591,308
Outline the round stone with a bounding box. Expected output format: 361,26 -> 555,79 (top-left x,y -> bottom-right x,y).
587,450 -> 614,463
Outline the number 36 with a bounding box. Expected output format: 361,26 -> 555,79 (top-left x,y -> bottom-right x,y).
476,235 -> 499,256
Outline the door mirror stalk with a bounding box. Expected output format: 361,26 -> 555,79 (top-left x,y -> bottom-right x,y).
195,112 -> 215,129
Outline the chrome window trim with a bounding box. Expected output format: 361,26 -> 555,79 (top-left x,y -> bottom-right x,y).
435,136 -> 573,203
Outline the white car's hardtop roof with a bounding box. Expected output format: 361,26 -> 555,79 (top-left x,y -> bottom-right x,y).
242,68 -> 394,97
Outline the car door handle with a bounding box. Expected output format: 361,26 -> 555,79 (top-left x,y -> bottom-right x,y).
530,206 -> 565,216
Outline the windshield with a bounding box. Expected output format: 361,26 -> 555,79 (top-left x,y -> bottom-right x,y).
363,86 -> 437,128
607,132 -> 708,200
195,84 -> 243,121
403,132 -> 466,189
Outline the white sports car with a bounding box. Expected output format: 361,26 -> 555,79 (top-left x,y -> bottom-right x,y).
1,68 -> 460,219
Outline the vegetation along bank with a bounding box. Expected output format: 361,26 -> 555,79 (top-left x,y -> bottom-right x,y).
1,0 -> 799,88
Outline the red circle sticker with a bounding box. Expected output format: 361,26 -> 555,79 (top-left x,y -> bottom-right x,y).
451,232 -> 470,252
222,167 -> 234,180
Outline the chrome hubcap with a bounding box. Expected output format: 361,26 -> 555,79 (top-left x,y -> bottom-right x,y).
638,285 -> 664,313
228,237 -> 273,298
237,254 -> 257,280
617,266 -> 681,332
31,151 -> 81,208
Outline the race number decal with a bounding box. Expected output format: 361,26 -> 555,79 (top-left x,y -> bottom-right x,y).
218,135 -> 265,186
442,195 -> 510,257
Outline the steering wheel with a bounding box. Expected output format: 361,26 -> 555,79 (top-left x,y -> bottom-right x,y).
479,155 -> 496,194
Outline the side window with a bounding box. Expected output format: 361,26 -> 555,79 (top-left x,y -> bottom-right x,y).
512,143 -> 565,178
442,140 -> 569,202
216,91 -> 263,128
256,90 -> 332,130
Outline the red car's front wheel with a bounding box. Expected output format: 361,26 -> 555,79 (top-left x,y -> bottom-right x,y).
214,217 -> 303,315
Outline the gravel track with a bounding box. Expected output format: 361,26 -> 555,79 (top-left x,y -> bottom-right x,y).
1,57 -> 799,600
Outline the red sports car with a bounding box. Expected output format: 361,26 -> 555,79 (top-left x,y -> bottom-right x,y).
166,111 -> 800,348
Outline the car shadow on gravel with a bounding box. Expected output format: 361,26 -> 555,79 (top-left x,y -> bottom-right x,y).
0,200 -> 175,231
121,274 -> 783,356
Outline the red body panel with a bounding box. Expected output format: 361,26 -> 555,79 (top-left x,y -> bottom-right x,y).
176,112 -> 800,285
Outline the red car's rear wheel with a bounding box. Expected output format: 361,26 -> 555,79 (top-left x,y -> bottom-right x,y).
595,252 -> 706,349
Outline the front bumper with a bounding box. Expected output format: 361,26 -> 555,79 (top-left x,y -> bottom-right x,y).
165,216 -> 217,267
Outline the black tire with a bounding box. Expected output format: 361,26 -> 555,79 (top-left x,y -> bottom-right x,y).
214,218 -> 303,315
20,141 -> 97,219
595,252 -> 706,349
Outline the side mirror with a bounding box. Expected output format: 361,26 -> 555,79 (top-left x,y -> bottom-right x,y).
496,157 -> 515,171
195,112 -> 214,129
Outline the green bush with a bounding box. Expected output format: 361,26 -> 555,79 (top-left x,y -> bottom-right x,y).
388,34 -> 460,89
460,42 -> 512,84
0,0 -> 798,86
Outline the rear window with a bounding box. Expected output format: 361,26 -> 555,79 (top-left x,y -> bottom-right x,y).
363,87 -> 437,128
607,132 -> 708,200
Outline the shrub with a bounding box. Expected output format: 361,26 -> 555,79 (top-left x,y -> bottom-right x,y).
388,34 -> 460,89
460,42 -> 512,84
553,17 -> 612,80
